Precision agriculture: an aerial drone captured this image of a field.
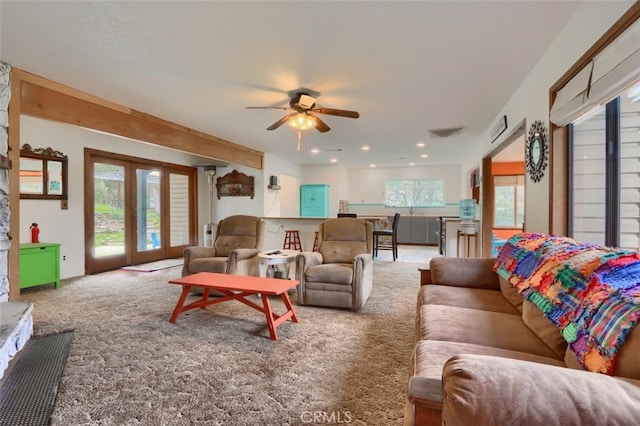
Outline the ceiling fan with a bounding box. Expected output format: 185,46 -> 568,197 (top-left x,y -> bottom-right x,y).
246,91 -> 360,134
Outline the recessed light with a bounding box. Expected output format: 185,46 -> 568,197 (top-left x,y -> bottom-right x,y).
409,162 -> 415,166
421,154 -> 429,158
311,148 -> 320,154
416,142 -> 425,147
370,164 -> 376,168
330,158 -> 338,163
361,145 -> 370,151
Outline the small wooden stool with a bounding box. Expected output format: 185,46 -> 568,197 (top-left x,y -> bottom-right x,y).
457,231 -> 478,257
312,231 -> 319,252
283,230 -> 302,251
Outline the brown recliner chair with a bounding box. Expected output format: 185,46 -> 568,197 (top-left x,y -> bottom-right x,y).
182,215 -> 265,281
295,218 -> 373,311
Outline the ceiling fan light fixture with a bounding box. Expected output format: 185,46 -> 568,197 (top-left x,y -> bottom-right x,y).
289,112 -> 315,130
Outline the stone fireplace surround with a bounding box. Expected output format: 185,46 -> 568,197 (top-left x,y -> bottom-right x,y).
0,62 -> 34,379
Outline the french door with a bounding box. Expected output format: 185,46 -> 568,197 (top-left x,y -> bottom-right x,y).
85,149 -> 197,274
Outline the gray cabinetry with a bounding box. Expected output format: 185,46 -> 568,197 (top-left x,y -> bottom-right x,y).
426,217 -> 439,245
397,216 -> 438,245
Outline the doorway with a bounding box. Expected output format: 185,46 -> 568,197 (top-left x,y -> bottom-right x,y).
481,119 -> 526,257
85,149 -> 197,273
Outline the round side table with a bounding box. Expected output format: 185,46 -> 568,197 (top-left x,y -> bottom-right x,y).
258,249 -> 299,279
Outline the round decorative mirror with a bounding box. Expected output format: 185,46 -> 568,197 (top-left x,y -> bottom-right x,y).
525,120 -> 548,183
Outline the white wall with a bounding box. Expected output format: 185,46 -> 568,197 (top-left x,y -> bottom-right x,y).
347,165 -> 462,217
19,116 -> 209,279
473,1 -> 635,233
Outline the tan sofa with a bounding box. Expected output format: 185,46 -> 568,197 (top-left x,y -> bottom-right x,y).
406,257 -> 640,426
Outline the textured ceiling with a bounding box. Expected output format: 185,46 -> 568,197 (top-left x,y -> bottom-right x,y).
0,1 -> 582,168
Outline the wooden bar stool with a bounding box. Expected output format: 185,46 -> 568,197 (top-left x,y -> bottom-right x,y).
312,231 -> 319,251
283,230 -> 302,251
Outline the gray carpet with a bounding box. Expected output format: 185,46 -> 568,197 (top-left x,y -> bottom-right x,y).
20,260 -> 427,425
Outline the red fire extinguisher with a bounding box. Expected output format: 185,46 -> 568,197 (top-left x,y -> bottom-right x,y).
30,222 -> 40,243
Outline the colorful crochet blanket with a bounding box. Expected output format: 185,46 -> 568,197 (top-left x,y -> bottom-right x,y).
494,233 -> 640,374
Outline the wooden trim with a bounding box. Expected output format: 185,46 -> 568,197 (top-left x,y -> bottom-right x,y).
414,406 -> 442,426
419,268 -> 432,285
20,81 -> 263,169
84,148 -> 198,274
481,156 -> 493,257
549,2 -> 640,238
8,68 -> 21,301
550,126 -> 568,235
550,2 -> 640,95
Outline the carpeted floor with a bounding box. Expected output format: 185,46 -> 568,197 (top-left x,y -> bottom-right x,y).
20,259 -> 428,425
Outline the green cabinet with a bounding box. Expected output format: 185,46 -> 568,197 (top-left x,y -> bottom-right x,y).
19,243 -> 61,289
300,184 -> 329,217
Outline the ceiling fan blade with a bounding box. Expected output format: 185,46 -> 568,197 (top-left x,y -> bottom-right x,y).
312,114 -> 331,133
245,106 -> 290,110
312,108 -> 360,119
266,113 -> 294,131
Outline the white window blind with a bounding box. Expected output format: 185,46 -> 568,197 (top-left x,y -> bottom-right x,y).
619,86 -> 640,250
552,18 -> 640,127
571,104 -> 606,245
589,19 -> 640,108
550,61 -> 593,126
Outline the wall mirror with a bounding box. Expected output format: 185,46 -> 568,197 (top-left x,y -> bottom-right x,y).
525,120 -> 548,183
19,144 -> 68,200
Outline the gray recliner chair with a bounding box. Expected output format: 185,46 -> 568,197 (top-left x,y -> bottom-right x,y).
295,218 -> 373,311
182,215 -> 265,280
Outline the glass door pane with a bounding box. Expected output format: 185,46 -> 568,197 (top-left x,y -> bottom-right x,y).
135,167 -> 161,253
169,173 -> 190,247
94,163 -> 126,258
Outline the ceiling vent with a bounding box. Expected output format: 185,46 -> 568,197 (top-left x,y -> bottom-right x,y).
428,126 -> 464,138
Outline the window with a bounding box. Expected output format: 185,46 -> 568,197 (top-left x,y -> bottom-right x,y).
494,175 -> 525,228
384,179 -> 445,207
569,81 -> 640,249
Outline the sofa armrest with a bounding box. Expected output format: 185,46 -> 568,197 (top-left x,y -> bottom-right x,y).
429,257 -> 499,290
441,354 -> 640,426
227,248 -> 260,276
295,252 -> 323,273
182,246 -> 218,276
295,252 -> 323,305
354,252 -> 372,267
229,248 -> 259,261
353,253 -> 373,311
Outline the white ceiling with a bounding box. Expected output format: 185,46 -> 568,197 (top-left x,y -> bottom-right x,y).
0,1 -> 582,169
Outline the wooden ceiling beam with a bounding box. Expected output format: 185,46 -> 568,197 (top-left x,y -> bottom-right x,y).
17,70 -> 263,169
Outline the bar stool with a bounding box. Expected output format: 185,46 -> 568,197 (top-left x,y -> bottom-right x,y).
283,230 -> 302,251
312,231 -> 319,252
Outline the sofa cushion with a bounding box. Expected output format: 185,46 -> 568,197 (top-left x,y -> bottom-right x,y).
409,340 -> 566,409
188,257 -> 228,274
319,219 -> 370,264
430,257 -> 499,289
441,354 -> 640,426
414,339 -> 565,380
305,263 -> 354,285
419,304 -> 561,359
419,285 -> 520,315
522,300 -> 568,358
214,235 -> 257,257
498,275 -> 524,312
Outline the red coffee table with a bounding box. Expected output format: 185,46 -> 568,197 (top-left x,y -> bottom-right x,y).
168,272 -> 299,340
